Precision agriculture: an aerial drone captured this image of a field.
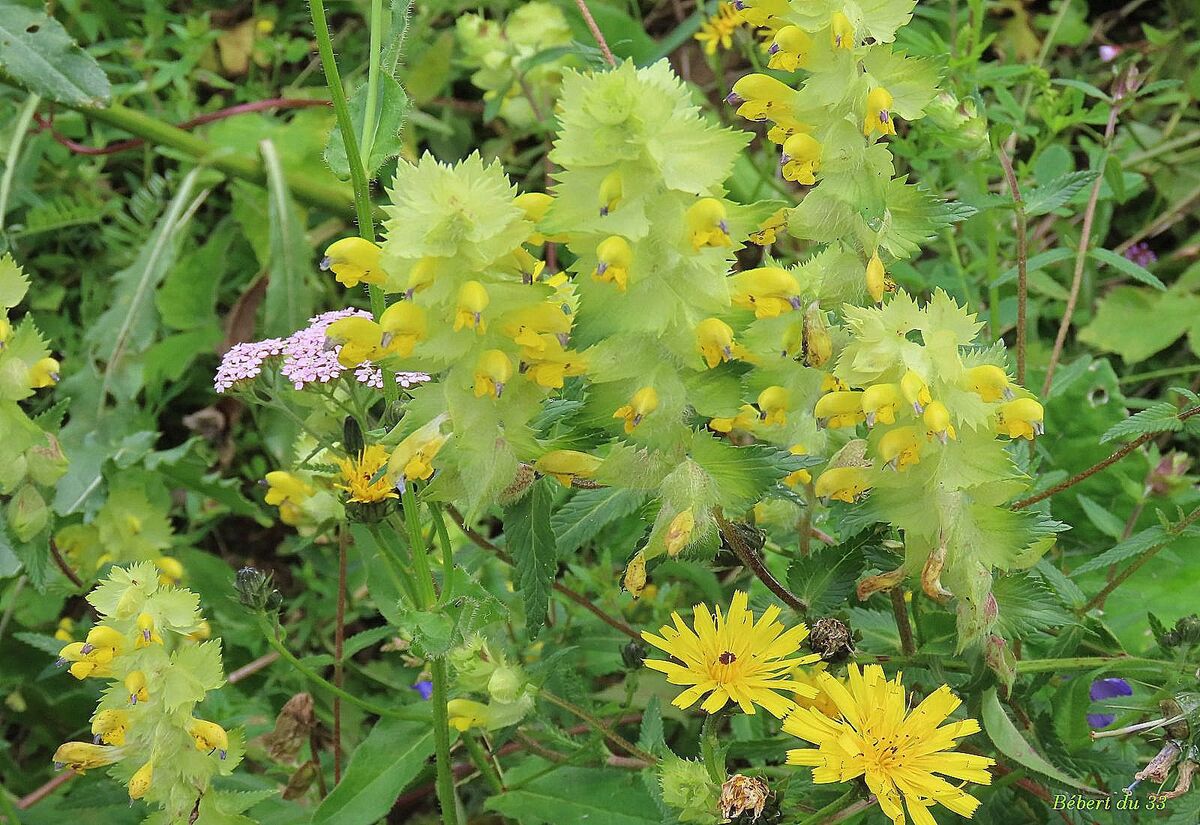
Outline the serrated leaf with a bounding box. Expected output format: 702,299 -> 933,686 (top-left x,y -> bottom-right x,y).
506,478 -> 557,637
1090,247 -> 1166,290
1024,171 -> 1098,216
638,695 -> 666,756
311,718 -> 434,825
981,688 -> 1099,794
994,248 -> 1073,288
1071,525 -> 1176,576
0,253 -> 29,308
0,2 -> 111,106
787,547 -> 862,614
342,625 -> 395,657
160,640 -> 225,710
687,432 -> 795,513
1099,401 -> 1182,443
1075,493 -> 1124,538
552,487 -> 647,556
991,575 -> 1073,638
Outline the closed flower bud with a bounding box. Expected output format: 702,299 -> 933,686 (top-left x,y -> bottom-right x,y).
623,551 -> 648,597
598,170 -> 623,216
235,566 -> 282,613
865,253 -> 894,304
664,508 -> 695,557
128,760 -> 153,800
534,450 -> 602,488
807,616 -> 855,662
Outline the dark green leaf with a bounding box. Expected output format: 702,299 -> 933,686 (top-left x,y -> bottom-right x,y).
325,74 -> 410,180
260,139 -> 313,337
486,764 -> 660,825
506,478 -> 557,637
1071,526 -> 1172,576
552,487 -> 647,556
1099,401 -> 1181,443
0,2 -> 111,106
981,688 -> 1099,793
1089,247 -> 1166,291
991,575 -> 1074,638
994,248 -> 1074,288
1024,171 -> 1098,216
311,718 -> 434,825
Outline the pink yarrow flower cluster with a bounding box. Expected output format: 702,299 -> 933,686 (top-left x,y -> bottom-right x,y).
214,309 -> 429,393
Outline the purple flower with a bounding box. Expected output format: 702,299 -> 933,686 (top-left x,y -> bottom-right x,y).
1123,242 -> 1157,268
1087,677 -> 1132,728
412,680 -> 434,700
1099,44 -> 1122,63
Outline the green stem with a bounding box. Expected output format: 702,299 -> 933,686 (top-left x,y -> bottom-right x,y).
796,787 -> 859,825
430,503 -> 456,603
430,658 -> 460,825
0,93 -> 38,233
309,0 -> 399,404
361,0 -> 384,164
463,733 -> 505,794
255,615 -> 407,718
700,712 -> 724,784
401,487 -> 438,606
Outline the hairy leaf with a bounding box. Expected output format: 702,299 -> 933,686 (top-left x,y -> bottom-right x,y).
506,478 -> 557,637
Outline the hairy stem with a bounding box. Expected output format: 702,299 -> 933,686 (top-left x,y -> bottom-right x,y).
540,689 -> 657,763
714,509 -> 809,614
574,0 -> 617,66
996,145 -> 1029,386
890,589 -> 916,656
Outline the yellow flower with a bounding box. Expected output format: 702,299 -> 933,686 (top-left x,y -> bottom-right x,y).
264,471 -> 314,507
153,556 -> 184,586
326,303 -> 427,368
523,338 -> 587,389
515,192 -> 564,244
781,133 -> 822,185
54,617 -> 74,643
135,613 -> 162,649
535,450 -> 603,487
785,665 -> 994,825
710,404 -> 759,435
767,116 -> 808,145
695,2 -> 743,55
864,86 -> 898,137
623,551 -> 648,597
814,467 -> 872,503
336,444 -> 398,503
599,170 -> 624,216
388,418 -> 449,486
821,373 -> 849,394
879,426 -> 923,471
593,236 -> 633,291
91,709 -> 130,746
768,26 -> 813,71
814,391 -> 865,429
862,383 -> 901,427
900,371 -> 932,414
730,267 -> 801,318
447,699 -> 490,732
749,207 -> 788,245
406,257 -> 439,295
964,365 -> 1012,402
686,198 -> 733,250
473,349 -> 514,399
866,252 -> 895,303
0,316 -> 11,348
784,444 -> 812,487
757,386 -> 789,427
321,237 -> 385,288
125,670 -> 149,705
188,719 -> 230,758
664,508 -> 695,556
614,386 -> 659,434
29,357 -> 61,388
52,741 -> 121,773
641,591 -> 820,717
739,0 -> 789,28
727,74 -> 796,123
128,760 -> 154,800
454,281 -> 490,333
923,400 -> 956,443
502,302 -> 573,354
830,11 -> 855,49
996,398 -> 1045,440
697,318 -> 737,368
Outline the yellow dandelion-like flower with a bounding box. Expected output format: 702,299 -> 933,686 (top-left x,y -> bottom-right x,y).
642,591 -> 820,717
694,2 -> 744,56
336,444 -> 398,504
784,664 -> 994,825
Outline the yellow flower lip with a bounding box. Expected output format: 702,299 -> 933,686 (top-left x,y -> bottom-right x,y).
321,237 -> 384,288
814,466 -> 872,503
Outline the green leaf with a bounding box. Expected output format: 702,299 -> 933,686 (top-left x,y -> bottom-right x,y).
0,253 -> 29,308
325,74 -> 410,181
1051,670 -> 1096,751
991,575 -> 1073,638
552,487 -> 647,556
1099,401 -> 1182,443
687,432 -> 794,514
1079,288 -> 1199,363
638,695 -> 666,756
993,248 -> 1073,288
1075,493 -> 1125,538
486,764 -> 660,825
1089,247 -> 1166,290
1023,171 -> 1098,216
787,542 -> 865,615
0,2 -> 111,106
1052,77 -> 1112,101
260,139 -> 313,337
1070,525 -> 1175,576
160,640 -> 224,710
981,688 -> 1099,793
311,718 -> 435,825
506,478 -> 557,637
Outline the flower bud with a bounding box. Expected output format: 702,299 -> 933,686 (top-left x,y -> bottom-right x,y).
807,616 -> 855,662
621,639 -> 647,669
235,567 -> 282,613
7,484 -> 48,542
128,760 -> 154,800
623,551 -> 648,597
984,634 -> 1016,694
26,433 -> 69,486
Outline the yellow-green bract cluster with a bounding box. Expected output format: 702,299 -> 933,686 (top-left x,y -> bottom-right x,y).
52,562 -> 240,820
732,0 -> 950,297
544,60 -> 790,563
817,291 -> 1051,648
455,1 -> 577,128
0,255 -> 68,549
